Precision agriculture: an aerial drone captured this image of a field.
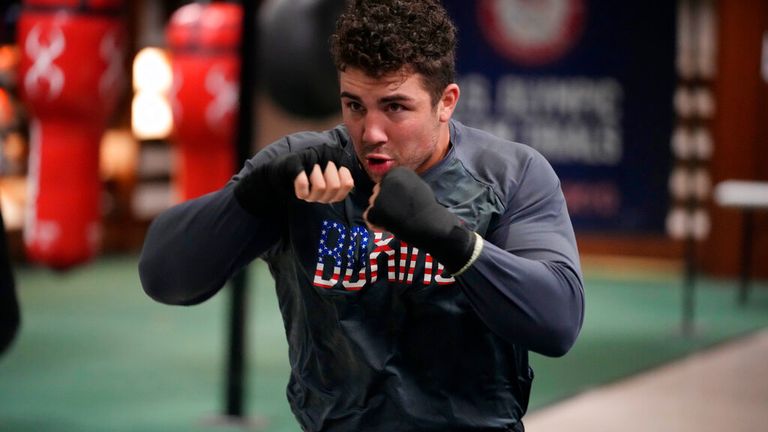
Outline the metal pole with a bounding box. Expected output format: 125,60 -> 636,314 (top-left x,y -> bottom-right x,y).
226,271 -> 248,416
682,235 -> 697,337
224,0 -> 260,418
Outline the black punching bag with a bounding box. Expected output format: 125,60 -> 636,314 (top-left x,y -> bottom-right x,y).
1,208 -> 20,356
259,0 -> 345,119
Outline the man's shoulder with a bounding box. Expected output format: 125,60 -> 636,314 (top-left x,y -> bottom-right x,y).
452,121 -> 554,196
453,120 -> 539,163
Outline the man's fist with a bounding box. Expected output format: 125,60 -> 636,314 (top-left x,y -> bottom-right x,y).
364,167 -> 481,275
294,160 -> 354,203
235,144 -> 354,216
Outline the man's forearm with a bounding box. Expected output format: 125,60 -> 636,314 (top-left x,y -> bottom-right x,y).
139,185 -> 278,305
457,242 -> 585,357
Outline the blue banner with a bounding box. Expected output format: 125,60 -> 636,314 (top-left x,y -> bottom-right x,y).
443,0 -> 676,232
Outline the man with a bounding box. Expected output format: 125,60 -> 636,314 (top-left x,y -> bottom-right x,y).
139,1 -> 584,430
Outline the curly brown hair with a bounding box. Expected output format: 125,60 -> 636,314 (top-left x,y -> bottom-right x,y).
329,0 -> 457,106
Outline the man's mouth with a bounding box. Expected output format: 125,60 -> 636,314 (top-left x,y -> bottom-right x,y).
365,155 -> 395,176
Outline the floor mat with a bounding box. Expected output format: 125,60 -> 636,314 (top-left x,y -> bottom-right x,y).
1,255 -> 766,431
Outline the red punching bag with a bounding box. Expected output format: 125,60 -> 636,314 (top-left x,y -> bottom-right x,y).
17,0 -> 126,269
167,3 -> 242,201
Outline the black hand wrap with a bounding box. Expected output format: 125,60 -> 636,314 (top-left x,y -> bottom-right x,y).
234,144 -> 347,216
366,167 -> 478,275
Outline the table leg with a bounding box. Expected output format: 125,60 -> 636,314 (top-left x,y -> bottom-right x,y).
738,210 -> 754,305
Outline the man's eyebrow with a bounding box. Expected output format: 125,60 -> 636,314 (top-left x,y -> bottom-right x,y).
340,91 -> 360,100
340,92 -> 415,104
380,94 -> 414,104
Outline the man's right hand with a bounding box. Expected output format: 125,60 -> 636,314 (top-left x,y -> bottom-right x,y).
294,160 -> 354,203
234,144 -> 355,216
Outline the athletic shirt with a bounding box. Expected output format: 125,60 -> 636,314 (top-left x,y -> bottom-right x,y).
139,120 -> 585,432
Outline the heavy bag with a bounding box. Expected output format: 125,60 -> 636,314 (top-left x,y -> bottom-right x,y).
167,2 -> 242,201
17,0 -> 126,269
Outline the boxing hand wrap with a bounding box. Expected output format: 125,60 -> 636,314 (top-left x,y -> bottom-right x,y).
234,144 -> 347,216
366,167 -> 483,275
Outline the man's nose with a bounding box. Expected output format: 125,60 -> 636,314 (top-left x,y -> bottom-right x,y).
361,111 -> 387,145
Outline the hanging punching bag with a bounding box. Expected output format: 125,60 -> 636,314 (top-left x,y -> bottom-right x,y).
259,0 -> 345,119
167,2 -> 242,201
17,0 -> 126,269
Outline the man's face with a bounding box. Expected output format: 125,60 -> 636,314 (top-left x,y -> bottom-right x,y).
339,68 -> 455,182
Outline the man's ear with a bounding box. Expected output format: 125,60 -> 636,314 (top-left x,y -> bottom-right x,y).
438,83 -> 460,123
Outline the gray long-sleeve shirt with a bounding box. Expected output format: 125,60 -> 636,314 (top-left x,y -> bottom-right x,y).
139,120 -> 584,432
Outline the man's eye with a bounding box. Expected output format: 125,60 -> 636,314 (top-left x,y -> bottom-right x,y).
387,103 -> 405,112
346,101 -> 363,112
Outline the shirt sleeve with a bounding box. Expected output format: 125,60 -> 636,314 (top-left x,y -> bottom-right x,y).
455,152 -> 585,357
138,139 -> 290,306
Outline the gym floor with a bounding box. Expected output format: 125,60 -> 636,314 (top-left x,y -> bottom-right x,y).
1,255 -> 767,432
527,328 -> 768,431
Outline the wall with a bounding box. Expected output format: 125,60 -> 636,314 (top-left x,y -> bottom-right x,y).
703,0 -> 768,278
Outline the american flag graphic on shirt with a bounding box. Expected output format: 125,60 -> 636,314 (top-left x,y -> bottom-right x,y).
313,219 -> 455,291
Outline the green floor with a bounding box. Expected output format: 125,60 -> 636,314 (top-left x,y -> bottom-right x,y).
1,255 -> 767,432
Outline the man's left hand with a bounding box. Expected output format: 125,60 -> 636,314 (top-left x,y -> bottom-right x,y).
363,167 -> 481,275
